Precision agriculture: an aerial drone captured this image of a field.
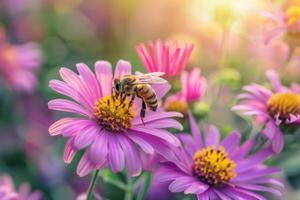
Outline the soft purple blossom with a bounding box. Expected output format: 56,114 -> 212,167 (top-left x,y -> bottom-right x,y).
232,69 -> 300,153
48,60 -> 182,177
157,113 -> 283,199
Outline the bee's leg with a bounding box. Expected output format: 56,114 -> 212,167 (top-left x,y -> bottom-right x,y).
121,92 -> 127,103
111,87 -> 116,101
129,93 -> 136,107
140,99 -> 146,126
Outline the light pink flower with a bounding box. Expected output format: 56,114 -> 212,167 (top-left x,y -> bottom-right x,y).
136,39 -> 193,77
164,68 -> 206,114
48,60 -> 182,177
0,175 -> 42,200
0,42 -> 42,92
232,69 -> 300,153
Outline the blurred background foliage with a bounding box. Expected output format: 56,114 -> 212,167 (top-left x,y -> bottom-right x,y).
0,0 -> 300,199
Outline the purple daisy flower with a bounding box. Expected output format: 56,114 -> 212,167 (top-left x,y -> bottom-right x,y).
0,175 -> 42,200
157,113 -> 283,199
48,60 -> 182,177
232,69 -> 300,153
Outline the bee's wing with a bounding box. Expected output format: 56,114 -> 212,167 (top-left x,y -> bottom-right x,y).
135,72 -> 167,84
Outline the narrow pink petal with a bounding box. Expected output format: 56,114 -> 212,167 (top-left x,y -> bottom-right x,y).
272,129 -> 284,154
237,183 -> 281,196
49,80 -> 93,111
64,138 -> 78,164
95,60 -> 113,97
221,131 -> 240,155
139,118 -> 183,130
130,127 -> 180,147
266,69 -> 286,92
77,151 -> 95,177
136,44 -> 154,72
89,131 -> 108,166
236,148 -> 272,173
74,126 -> 99,149
114,60 -> 131,80
133,111 -> 183,125
204,125 -> 220,147
188,111 -> 202,148
117,134 -> 142,176
48,118 -> 76,136
61,119 -> 95,137
76,63 -> 101,102
59,67 -> 94,108
48,99 -> 92,117
125,133 -> 154,154
108,134 -> 125,172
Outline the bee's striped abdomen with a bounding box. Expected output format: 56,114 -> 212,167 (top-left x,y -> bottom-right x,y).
137,84 -> 158,111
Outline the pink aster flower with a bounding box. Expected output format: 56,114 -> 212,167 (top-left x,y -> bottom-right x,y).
164,68 -> 207,115
232,69 -> 300,153
264,5 -> 300,47
136,39 -> 194,78
0,175 -> 42,200
157,113 -> 283,199
0,42 -> 42,92
48,60 -> 183,177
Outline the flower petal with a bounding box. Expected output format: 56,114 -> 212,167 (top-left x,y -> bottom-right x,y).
116,134 -> 142,176
108,134 -> 125,172
114,60 -> 131,80
95,60 -> 113,97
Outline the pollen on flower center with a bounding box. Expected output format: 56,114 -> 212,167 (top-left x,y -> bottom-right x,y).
267,92 -> 300,122
193,146 -> 236,186
94,95 -> 135,132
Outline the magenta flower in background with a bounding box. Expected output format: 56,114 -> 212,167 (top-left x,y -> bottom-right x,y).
164,68 -> 206,115
0,175 -> 42,200
48,60 -> 183,177
0,42 -> 42,92
264,5 -> 300,47
136,39 -> 194,77
232,69 -> 300,153
157,113 -> 283,199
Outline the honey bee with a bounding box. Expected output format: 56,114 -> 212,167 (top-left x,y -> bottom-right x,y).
113,72 -> 167,124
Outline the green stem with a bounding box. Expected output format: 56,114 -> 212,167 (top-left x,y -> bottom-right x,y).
136,172 -> 152,200
101,175 -> 129,191
87,170 -> 100,200
124,173 -> 133,200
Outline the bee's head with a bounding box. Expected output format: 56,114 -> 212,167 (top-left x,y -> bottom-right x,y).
114,79 -> 122,94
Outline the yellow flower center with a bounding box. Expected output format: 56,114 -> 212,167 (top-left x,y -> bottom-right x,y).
267,92 -> 300,122
287,6 -> 300,27
193,146 -> 236,186
284,6 -> 300,46
164,99 -> 188,116
94,95 -> 135,132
